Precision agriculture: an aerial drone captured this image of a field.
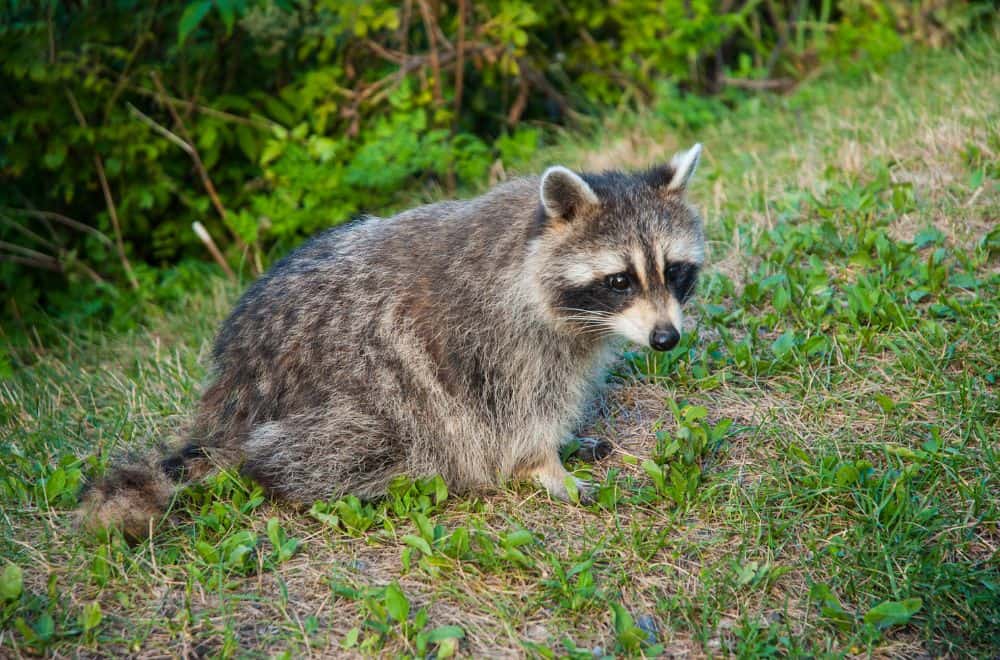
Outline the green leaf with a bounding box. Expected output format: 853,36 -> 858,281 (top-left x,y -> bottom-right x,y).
642,459 -> 665,493
34,612 -> 54,640
773,284 -> 790,312
1,563 -> 23,601
874,393 -> 895,413
215,0 -> 236,35
178,1 -> 213,46
436,637 -> 459,658
610,602 -> 646,651
196,540 -> 219,564
43,142 -> 67,169
402,534 -> 432,556
610,601 -> 635,635
266,517 -> 284,548
425,625 -> 465,642
504,529 -> 533,548
341,626 -> 360,649
433,476 -> 448,504
384,582 -> 409,623
948,273 -> 980,289
681,405 -> 708,423
863,598 -> 922,629
410,511 -> 434,541
834,464 -> 860,486
809,583 -> 853,630
563,476 -> 579,504
913,227 -> 944,248
771,330 -> 797,358
80,601 -> 102,632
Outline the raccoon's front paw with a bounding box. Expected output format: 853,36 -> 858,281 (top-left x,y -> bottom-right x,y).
569,437 -> 613,462
537,469 -> 594,505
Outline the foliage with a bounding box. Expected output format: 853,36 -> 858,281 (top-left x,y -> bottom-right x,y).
1,0 -> 993,345
1,34 -> 998,654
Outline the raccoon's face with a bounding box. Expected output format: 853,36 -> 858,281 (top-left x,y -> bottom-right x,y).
534,145 -> 705,352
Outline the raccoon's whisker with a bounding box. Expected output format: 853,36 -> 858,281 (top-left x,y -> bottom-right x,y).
561,316 -> 615,323
557,307 -> 616,317
574,321 -> 616,336
566,321 -> 617,332
564,315 -> 615,326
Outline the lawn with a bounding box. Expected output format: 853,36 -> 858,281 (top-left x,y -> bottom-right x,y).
1,30 -> 998,657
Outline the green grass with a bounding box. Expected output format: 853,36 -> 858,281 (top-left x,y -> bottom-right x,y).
2,30 -> 999,657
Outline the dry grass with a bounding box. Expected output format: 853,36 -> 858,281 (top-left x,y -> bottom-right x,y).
2,31 -> 999,658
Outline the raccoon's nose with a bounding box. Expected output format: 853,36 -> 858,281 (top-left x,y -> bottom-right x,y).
650,326 -> 680,351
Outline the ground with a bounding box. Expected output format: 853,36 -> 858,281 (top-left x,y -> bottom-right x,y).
1,31 -> 998,658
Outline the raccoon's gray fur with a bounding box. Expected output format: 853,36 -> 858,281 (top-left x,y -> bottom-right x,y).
78,144 -> 706,540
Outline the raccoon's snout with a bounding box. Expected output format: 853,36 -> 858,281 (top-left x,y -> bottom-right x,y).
650,326 -> 680,351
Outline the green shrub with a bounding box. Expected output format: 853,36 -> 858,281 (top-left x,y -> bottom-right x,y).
0,0 -> 992,343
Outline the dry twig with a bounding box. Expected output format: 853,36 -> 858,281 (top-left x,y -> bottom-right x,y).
148,72 -> 259,276
64,90 -> 140,290
4,208 -> 113,246
193,221 -> 236,281
453,0 -> 467,128
416,0 -> 444,106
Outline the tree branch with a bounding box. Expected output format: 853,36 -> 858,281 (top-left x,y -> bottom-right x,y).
453,0 -> 467,129
4,208 -> 113,245
65,90 -> 140,290
127,102 -> 195,155
149,72 -> 258,275
416,0 -> 443,106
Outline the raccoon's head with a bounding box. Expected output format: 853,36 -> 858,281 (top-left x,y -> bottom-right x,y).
531,144 -> 705,352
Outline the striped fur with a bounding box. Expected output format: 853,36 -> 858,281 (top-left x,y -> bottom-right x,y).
78,145 -> 706,540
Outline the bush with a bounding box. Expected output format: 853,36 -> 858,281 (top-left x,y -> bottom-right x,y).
0,0 -> 992,338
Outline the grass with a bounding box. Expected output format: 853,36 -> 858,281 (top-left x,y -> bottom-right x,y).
2,29 -> 999,657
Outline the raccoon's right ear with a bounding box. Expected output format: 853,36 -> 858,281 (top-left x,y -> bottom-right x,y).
540,166 -> 599,222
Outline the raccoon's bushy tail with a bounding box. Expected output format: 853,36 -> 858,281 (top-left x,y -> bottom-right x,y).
77,442 -> 216,541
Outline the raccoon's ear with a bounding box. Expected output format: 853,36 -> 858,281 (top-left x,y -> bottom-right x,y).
648,143 -> 702,193
666,143 -> 702,192
540,166 -> 599,222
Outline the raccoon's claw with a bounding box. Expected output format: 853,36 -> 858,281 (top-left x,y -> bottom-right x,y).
538,472 -> 595,505
571,437 -> 613,462
574,478 -> 597,504
553,477 -> 595,505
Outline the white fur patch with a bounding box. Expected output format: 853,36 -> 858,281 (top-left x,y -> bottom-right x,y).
668,143 -> 702,191
562,252 -> 628,285
666,297 -> 684,332
654,244 -> 666,285
611,298 -> 685,347
666,236 -> 705,265
540,166 -> 599,218
612,299 -> 658,345
631,246 -> 648,289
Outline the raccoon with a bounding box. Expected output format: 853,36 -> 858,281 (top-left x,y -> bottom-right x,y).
78,144 -> 705,540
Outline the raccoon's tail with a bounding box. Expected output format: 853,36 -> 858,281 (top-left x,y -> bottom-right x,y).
76,441 -> 217,541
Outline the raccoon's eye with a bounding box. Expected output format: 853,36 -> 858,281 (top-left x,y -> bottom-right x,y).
666,262 -> 699,301
605,272 -> 631,292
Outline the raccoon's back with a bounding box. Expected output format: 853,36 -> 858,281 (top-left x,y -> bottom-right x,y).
199,181 -> 541,442
203,225 -> 379,428
213,179 -> 539,371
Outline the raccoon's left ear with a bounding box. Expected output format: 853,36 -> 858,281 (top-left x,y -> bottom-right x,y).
649,143 -> 702,193
540,166 -> 599,222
